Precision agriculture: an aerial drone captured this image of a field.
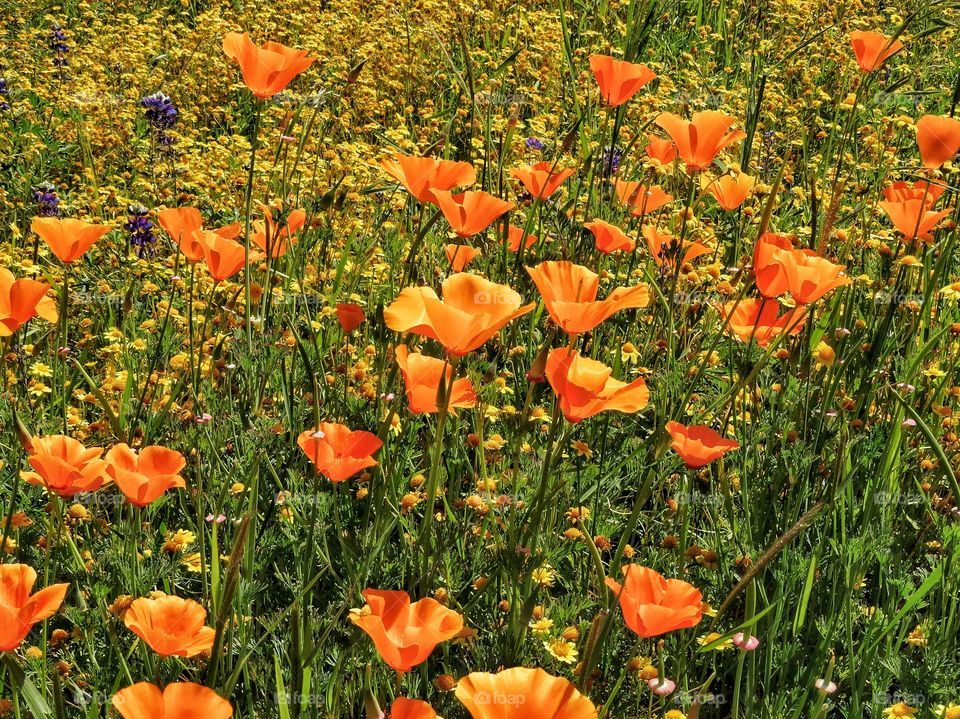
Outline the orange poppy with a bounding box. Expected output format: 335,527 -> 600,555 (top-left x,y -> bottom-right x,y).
642,225 -> 711,267
112,683 -> 233,719
849,30 -> 904,73
31,217 -> 112,264
526,261 -> 649,334
752,232 -> 796,298
390,698 -> 438,719
0,563 -> 69,652
645,135 -> 678,165
751,235 -> 851,304
252,202 -> 306,258
296,422 -> 382,483
545,347 -> 649,423
335,303 -> 366,332
654,111 -> 747,172
703,172 -> 754,210
123,595 -> 216,657
588,54 -> 656,107
879,181 -> 953,242
613,180 -> 673,217
430,190 -> 514,238
349,589 -> 463,673
104,443 -> 187,507
605,564 -> 703,637
916,115 -> 960,169
157,207 -> 241,262
719,297 -> 807,347
384,273 -> 534,356
456,667 -> 598,719
510,161 -> 575,200
445,244 -> 481,271
584,219 -> 635,254
506,225 -> 538,252
665,421 -> 740,468
199,231 -> 262,281
21,435 -> 110,497
381,154 -> 476,203
222,32 -> 315,99
395,344 -> 476,414
0,268 -> 58,336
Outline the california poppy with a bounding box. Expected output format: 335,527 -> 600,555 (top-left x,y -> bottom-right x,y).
199,231 -> 262,281
588,54 -> 656,107
849,30 -> 904,73
381,154 -> 476,203
21,435 -> 110,497
123,595 -> 216,657
665,421 -> 740,468
31,217 -> 112,263
605,564 -> 703,637
395,344 -> 476,414
455,667 -> 598,719
654,111 -> 746,172
252,202 -> 306,258
104,443 -> 187,507
545,348 -> 649,423
613,180 -> 673,217
0,268 -> 58,336
384,273 -> 534,356
156,207 -> 240,262
335,303 -> 366,332
507,225 -> 538,252
879,181 -> 953,242
526,261 -> 649,334
112,683 -> 233,719
703,171 -> 754,210
642,225 -> 711,267
222,32 -> 315,99
390,698 -> 438,719
584,219 -> 635,253
296,422 -> 382,482
430,190 -> 514,238
751,235 -> 851,304
0,563 -> 68,652
510,162 -> 575,200
916,115 -> 960,169
645,135 -> 678,165
445,244 -> 481,271
752,232 -> 796,298
349,589 -> 463,673
719,297 -> 807,347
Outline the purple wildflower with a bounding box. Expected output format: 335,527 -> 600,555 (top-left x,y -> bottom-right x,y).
0,78 -> 9,111
525,137 -> 545,151
49,24 -> 69,68
125,204 -> 156,257
33,183 -> 61,217
140,92 -> 178,146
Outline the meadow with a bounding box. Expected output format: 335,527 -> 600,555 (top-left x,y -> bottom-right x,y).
1,0 -> 960,716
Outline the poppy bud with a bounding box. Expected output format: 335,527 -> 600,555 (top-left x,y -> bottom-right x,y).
527,342 -> 551,382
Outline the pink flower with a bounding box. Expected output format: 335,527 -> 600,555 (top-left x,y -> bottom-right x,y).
732,632 -> 760,650
648,678 -> 676,696
815,679 -> 837,694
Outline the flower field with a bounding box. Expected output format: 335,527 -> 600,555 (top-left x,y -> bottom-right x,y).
2,0 -> 960,716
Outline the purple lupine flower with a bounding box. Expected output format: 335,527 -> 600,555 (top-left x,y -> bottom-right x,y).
525,137 -> 545,151
49,24 -> 69,67
0,78 -> 9,111
601,145 -> 623,177
140,92 -> 178,146
33,183 -> 61,217
125,204 -> 156,257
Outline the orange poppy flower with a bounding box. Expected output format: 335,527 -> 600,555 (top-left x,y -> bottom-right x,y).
703,172 -> 754,210
719,297 -> 807,347
123,595 -> 216,657
445,244 -> 481,271
916,115 -> 960,169
112,683 -> 233,719
849,30 -> 904,73
384,273 -> 534,356
252,202 -> 306,258
642,225 -> 711,267
654,111 -> 747,172
430,190 -> 514,238
390,698 -> 438,719
199,231 -> 262,282
665,421 -> 740,468
0,268 -> 58,336
588,54 -> 656,107
645,135 -> 678,165
222,32 -> 315,99
510,161 -> 575,200
381,154 -> 476,203
752,232 -> 796,298
395,344 -> 476,414
455,667 -> 598,719
506,225 -> 537,252
157,207 -> 240,262
752,235 -> 851,304
0,563 -> 68,652
545,348 -> 649,423
104,443 -> 187,507
296,422 -> 382,483
31,217 -> 111,263
613,180 -> 673,217
605,564 -> 703,637
21,435 -> 110,497
526,261 -> 649,334
349,589 -> 463,673
584,219 -> 635,254
879,181 -> 953,242
335,303 -> 366,332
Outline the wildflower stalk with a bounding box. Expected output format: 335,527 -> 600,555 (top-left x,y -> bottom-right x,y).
242,98 -> 263,353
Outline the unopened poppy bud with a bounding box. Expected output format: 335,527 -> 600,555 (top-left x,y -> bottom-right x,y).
13,412 -> 33,452
527,342 -> 550,382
